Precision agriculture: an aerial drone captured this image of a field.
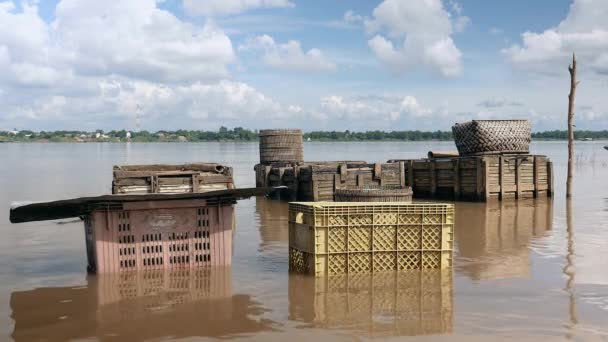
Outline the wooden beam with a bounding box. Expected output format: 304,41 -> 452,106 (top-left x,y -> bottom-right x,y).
399,161 -> 405,188
548,159 -> 554,197
476,157 -> 483,201
429,161 -> 437,196
567,53 -> 578,198
453,159 -> 460,200
499,156 -> 505,200
407,160 -> 414,188
515,158 -> 521,199
483,159 -> 490,201
533,156 -> 539,198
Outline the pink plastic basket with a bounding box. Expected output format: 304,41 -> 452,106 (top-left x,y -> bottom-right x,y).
84,198 -> 234,273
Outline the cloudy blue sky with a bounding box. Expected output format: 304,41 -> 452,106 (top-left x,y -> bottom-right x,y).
0,0 -> 607,132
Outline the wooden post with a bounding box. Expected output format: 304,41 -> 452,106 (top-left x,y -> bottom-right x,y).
533,156 -> 539,198
499,156 -> 505,200
334,173 -> 340,192
399,161 -> 405,188
192,174 -> 199,193
453,159 -> 460,200
312,179 -> 319,202
483,159 -> 490,201
340,163 -> 347,183
548,159 -> 554,197
567,53 -> 578,198
476,157 -> 483,201
408,160 -> 414,188
429,160 -> 437,196
374,163 -> 381,180
515,158 -> 521,199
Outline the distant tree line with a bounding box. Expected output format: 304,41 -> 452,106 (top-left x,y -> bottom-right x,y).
1,127 -> 607,142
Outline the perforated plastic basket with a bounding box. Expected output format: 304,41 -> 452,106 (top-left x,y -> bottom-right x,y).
84,199 -> 235,273
288,202 -> 454,276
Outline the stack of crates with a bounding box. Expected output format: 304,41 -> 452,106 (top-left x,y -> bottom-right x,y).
288,202 -> 454,276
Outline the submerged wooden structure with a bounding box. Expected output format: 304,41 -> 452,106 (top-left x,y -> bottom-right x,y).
255,154 -> 553,202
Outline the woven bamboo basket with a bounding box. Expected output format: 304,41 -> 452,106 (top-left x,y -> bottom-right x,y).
452,120 -> 531,156
334,185 -> 413,202
259,129 -> 304,165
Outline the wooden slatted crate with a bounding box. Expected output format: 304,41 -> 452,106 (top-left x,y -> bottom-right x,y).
388,154 -> 553,201
113,163 -> 234,194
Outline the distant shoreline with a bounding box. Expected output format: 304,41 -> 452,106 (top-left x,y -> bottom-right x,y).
1,138 -> 607,143
2,128 -> 607,143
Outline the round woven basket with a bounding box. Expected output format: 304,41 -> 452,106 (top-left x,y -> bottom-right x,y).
452,120 -> 531,156
259,129 -> 304,165
334,185 -> 413,202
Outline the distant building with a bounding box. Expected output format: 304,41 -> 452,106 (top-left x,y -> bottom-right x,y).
95,132 -> 101,139
126,131 -> 132,139
178,136 -> 188,142
9,130 -> 19,135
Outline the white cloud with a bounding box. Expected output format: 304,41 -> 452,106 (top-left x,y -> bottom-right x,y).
239,34 -> 336,72
343,10 -> 364,24
504,0 -> 608,75
0,1 -> 304,130
183,0 -> 294,16
364,0 -> 466,77
318,95 -> 439,128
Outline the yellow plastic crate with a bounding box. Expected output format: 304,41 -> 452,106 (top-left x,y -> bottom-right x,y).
289,202 -> 454,276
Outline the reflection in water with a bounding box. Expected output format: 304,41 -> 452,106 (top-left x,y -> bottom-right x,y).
455,199 -> 553,280
564,199 -> 578,337
10,268 -> 274,341
289,270 -> 453,338
255,197 -> 289,250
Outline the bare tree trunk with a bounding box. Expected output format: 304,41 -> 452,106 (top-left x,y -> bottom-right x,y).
567,54 -> 578,198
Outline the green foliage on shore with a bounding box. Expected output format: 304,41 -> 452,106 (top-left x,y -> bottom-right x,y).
1,127 -> 607,142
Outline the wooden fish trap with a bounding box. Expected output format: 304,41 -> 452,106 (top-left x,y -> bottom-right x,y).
387,154 -> 553,201
113,163 -> 234,194
298,162 -> 404,201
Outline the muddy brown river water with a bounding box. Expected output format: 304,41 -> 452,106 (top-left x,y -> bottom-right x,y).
0,141 -> 607,341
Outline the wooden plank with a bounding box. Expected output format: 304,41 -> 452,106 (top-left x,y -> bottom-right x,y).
483,159 -> 490,201
515,158 -> 521,199
407,160 -> 414,187
499,156 -> 504,200
429,161 -> 437,196
312,180 -> 319,201
548,159 -> 554,197
340,163 -> 347,183
334,173 -> 340,193
453,159 -> 460,200
533,156 -> 539,198
9,187 -> 271,223
114,170 -> 199,179
476,158 -> 483,201
373,163 -> 381,180
192,174 -> 199,193
113,163 -> 228,173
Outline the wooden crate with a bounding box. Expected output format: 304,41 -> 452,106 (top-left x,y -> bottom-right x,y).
113,163 -> 234,194
297,162 -> 404,201
388,154 -> 553,201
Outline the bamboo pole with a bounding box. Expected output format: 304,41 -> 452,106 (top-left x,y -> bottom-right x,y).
567,54 -> 578,198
